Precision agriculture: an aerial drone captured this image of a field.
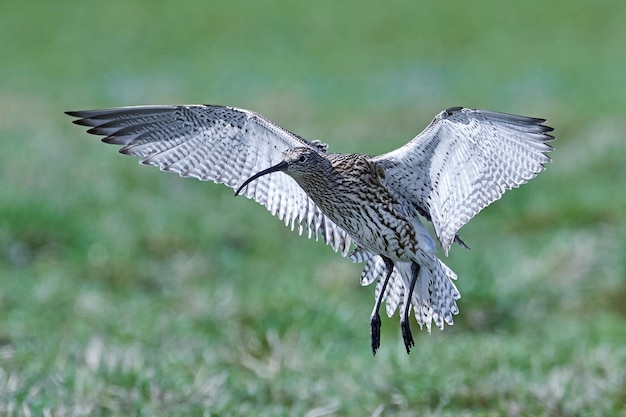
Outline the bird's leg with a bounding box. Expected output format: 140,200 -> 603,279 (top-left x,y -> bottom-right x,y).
370,256 -> 394,356
400,262 -> 420,354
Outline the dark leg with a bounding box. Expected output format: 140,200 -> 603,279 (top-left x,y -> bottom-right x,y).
370,256 -> 394,356
400,262 -> 420,354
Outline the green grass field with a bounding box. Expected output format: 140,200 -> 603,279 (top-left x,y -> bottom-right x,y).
1,1 -> 625,415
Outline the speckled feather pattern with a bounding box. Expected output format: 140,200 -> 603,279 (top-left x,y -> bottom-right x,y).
68,105 -> 352,256
67,104 -> 554,342
374,108 -> 554,255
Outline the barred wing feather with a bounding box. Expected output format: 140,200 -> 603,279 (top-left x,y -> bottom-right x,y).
66,105 -> 351,255
374,107 -> 554,255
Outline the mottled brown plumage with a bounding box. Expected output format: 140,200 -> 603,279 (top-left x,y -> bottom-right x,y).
235,147 -> 462,353
67,104 -> 554,354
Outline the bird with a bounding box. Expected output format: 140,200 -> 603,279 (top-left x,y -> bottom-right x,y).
66,104 -> 554,355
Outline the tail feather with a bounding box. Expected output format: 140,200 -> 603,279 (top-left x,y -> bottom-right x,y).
353,253 -> 460,332
385,271 -> 404,318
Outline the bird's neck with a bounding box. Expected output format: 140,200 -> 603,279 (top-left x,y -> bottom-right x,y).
290,153 -> 377,208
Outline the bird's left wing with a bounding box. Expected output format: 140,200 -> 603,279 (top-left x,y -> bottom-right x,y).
373,107 -> 554,255
67,105 -> 351,255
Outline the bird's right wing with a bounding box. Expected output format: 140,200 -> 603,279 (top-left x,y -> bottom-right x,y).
67,105 -> 351,255
374,107 -> 554,255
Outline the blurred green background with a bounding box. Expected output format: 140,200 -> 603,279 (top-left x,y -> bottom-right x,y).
1,1 -> 625,415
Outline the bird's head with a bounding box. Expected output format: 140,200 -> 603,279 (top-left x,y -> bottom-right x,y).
235,147 -> 324,195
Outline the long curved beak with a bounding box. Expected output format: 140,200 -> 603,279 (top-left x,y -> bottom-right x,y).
235,161 -> 289,196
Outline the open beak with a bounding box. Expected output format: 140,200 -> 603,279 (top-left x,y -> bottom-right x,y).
235,161 -> 289,196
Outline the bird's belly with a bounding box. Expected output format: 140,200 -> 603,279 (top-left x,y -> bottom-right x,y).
324,202 -> 417,262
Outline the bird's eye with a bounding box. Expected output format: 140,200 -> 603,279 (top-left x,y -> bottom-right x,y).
299,155 -> 306,163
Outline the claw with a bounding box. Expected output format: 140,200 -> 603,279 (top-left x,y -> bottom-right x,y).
401,319 -> 414,353
370,313 -> 382,355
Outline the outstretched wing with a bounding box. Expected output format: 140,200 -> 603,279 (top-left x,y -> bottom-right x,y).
67,105 -> 351,255
374,107 -> 554,255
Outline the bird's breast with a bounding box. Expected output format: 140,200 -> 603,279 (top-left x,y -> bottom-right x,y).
300,160 -> 419,261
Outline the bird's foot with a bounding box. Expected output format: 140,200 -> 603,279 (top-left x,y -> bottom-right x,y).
400,319 -> 414,354
370,312 -> 382,355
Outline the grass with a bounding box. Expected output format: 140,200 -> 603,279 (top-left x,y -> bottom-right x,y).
1,0 -> 625,415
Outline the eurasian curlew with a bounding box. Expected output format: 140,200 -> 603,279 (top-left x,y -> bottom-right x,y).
66,105 -> 554,354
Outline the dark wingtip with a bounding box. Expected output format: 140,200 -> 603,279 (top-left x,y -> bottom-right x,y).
66,111 -> 97,127
66,111 -> 87,125
444,106 -> 464,116
86,126 -> 106,135
65,110 -> 92,120
454,235 -> 471,250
